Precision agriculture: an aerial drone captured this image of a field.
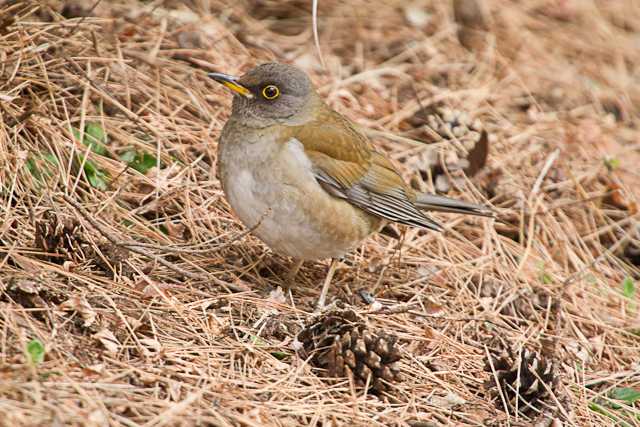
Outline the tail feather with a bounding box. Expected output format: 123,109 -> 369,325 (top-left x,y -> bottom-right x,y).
415,193 -> 494,218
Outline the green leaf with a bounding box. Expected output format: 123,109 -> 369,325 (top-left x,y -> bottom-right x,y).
25,158 -> 41,180
157,224 -> 169,235
622,277 -> 635,299
71,127 -> 83,142
589,402 -> 630,427
137,153 -> 157,173
610,387 -> 640,403
72,124 -> 108,156
27,339 -> 45,365
83,159 -> 109,190
85,138 -> 108,157
119,149 -> 158,174
249,335 -> 267,347
85,122 -> 107,144
604,157 -> 620,171
119,150 -> 137,164
25,153 -> 59,183
271,351 -> 288,360
42,153 -> 58,166
537,262 -> 552,284
86,172 -> 108,190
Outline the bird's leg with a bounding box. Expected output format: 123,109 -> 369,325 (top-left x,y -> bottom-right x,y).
284,258 -> 304,290
316,258 -> 339,310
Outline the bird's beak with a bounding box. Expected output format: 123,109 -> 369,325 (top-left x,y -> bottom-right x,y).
208,72 -> 253,99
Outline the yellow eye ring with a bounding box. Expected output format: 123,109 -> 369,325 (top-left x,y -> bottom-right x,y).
262,85 -> 280,100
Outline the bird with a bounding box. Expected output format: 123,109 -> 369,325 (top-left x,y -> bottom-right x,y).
209,63 -> 492,307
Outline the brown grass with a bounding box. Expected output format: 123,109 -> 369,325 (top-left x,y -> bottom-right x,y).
1,0 -> 639,425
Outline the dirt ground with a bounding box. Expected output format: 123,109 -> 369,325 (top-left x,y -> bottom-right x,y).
1,0 -> 639,425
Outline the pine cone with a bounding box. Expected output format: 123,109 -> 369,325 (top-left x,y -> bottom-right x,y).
297,307 -> 402,393
473,277 -> 557,324
407,105 -> 484,148
484,347 -> 557,415
430,107 -> 483,148
33,212 -> 130,275
92,242 -> 131,277
404,105 -> 488,193
34,211 -> 87,263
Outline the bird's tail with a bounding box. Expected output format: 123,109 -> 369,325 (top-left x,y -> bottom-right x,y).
415,193 -> 494,218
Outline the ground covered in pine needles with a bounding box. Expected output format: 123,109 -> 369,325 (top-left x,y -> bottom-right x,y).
1,0 -> 639,425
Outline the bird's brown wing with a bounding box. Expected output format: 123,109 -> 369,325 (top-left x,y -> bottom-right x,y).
285,111 -> 443,231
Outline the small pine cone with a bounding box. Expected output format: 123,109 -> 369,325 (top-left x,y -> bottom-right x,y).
484,347 -> 557,415
404,104 -> 488,193
91,242 -> 132,277
297,307 -> 402,393
472,277 -> 557,324
405,104 -> 483,146
34,211 -> 87,263
505,290 -> 556,322
419,105 -> 484,149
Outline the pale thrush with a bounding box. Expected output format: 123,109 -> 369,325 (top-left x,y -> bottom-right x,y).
210,63 -> 492,306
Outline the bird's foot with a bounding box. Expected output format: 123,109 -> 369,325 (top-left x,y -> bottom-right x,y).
282,258 -> 304,292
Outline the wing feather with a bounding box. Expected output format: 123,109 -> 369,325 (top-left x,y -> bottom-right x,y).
284,113 -> 443,231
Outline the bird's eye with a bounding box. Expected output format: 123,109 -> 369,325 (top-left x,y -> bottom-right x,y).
262,85 -> 280,100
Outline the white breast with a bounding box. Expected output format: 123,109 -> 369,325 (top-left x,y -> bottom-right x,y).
218,134 -> 371,260
222,136 -> 313,229
218,127 -> 372,260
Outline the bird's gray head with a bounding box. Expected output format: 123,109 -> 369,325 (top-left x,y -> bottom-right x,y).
209,63 -> 314,127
